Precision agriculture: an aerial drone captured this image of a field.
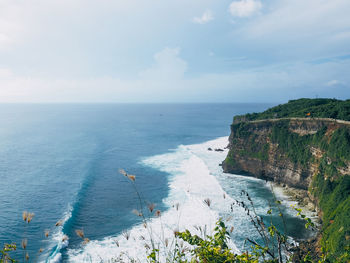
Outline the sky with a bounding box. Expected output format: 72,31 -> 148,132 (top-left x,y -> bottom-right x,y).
0,0 -> 349,103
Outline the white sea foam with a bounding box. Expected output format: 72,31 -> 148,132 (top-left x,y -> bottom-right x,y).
46,205 -> 72,263
66,137 -> 245,262
65,136 -> 309,262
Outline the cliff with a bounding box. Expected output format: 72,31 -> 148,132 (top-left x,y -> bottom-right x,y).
222,99 -> 350,261
222,118 -> 350,190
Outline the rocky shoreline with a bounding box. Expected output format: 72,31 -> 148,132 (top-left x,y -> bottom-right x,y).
274,183 -> 321,262
273,182 -> 320,223
280,185 -> 316,213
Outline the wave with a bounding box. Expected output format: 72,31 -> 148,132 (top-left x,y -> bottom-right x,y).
45,153 -> 102,263
65,136 -> 244,262
62,136 -> 311,262
46,205 -> 73,263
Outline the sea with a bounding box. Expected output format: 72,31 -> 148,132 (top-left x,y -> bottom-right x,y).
0,103 -> 312,262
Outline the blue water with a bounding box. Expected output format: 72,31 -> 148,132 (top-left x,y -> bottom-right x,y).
0,103 -> 309,262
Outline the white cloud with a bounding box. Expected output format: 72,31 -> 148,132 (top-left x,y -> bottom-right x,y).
0,1 -> 349,103
240,0 -> 350,40
227,0 -> 350,64
0,47 -> 189,102
0,2 -> 25,50
0,33 -> 13,49
229,0 -> 262,17
1,56 -> 349,103
139,47 -> 187,81
0,68 -> 13,80
192,10 -> 214,24
326,80 -> 344,87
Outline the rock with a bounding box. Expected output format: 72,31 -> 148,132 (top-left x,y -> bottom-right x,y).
215,148 -> 224,152
208,147 -> 213,151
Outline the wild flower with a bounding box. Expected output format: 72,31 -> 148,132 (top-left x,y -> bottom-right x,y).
155,210 -> 161,217
114,239 -> 120,247
119,169 -> 127,176
203,198 -> 211,207
122,230 -> 130,240
83,238 -> 90,245
22,211 -> 28,222
173,229 -> 179,237
26,213 -> 34,223
22,211 -> 34,223
75,229 -> 85,239
132,209 -> 142,217
127,175 -> 136,182
148,203 -> 155,213
21,239 -> 27,250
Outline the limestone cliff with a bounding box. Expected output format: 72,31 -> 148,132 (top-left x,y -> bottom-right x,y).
222,118 -> 350,190
222,110 -> 350,260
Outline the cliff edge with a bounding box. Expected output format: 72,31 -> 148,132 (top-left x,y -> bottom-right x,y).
222,98 -> 350,261
222,118 -> 350,190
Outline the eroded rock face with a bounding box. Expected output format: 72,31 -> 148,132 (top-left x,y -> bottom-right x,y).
222,119 -> 349,190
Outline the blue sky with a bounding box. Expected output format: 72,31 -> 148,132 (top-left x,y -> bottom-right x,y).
0,0 -> 349,103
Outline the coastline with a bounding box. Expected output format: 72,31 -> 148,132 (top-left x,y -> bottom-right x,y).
270,181 -> 320,236
65,136 -> 320,262
272,183 -> 318,219
269,182 -> 321,261
66,136 -> 239,262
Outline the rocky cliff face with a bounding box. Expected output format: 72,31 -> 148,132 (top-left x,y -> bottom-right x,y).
222,118 -> 350,190
223,101 -> 350,259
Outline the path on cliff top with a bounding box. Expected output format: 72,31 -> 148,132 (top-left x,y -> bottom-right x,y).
246,117 -> 350,125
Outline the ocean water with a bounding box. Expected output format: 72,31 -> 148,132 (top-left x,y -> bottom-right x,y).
0,103 -> 311,262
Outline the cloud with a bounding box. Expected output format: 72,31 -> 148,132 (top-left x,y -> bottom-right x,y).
0,47 -> 189,102
238,0 -> 350,41
227,0 -> 350,65
1,55 -> 349,103
192,10 -> 214,24
0,2 -> 25,50
0,1 -> 349,103
229,0 -> 262,17
326,80 -> 345,87
139,47 -> 187,81
0,33 -> 13,49
0,68 -> 13,78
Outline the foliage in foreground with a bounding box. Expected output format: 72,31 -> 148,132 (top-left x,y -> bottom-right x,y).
2,169 -> 349,263
148,215 -> 349,263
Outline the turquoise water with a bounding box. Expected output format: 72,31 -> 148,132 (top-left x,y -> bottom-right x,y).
0,103 -> 309,262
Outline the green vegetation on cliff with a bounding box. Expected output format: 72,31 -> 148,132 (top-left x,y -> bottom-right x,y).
225,98 -> 350,261
270,122 -> 350,260
227,122 -> 270,163
234,98 -> 350,122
